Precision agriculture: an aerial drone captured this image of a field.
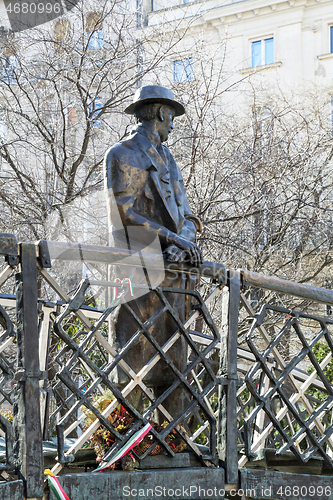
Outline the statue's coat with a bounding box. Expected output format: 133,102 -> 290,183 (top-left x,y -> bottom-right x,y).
104,126 -> 199,407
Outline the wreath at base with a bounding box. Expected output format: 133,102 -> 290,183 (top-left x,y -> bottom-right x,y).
82,390 -> 187,471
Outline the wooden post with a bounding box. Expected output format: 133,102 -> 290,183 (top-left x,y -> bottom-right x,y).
218,269 -> 240,485
14,243 -> 44,500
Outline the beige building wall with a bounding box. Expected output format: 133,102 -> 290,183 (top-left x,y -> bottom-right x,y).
141,0 -> 333,96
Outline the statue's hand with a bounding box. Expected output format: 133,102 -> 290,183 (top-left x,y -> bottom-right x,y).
164,244 -> 187,263
174,237 -> 203,267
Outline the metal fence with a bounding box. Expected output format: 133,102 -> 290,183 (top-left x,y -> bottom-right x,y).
0,234 -> 332,499
42,274 -> 224,475
236,270 -> 333,476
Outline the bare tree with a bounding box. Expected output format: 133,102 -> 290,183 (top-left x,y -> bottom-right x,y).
1,2 -> 333,292
0,0 -> 189,242
163,55 -> 333,286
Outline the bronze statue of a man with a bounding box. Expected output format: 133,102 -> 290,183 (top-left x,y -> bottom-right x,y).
104,85 -> 202,419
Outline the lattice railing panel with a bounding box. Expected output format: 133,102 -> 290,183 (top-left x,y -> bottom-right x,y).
237,301 -> 333,468
0,267 -> 20,476
39,270 -> 223,474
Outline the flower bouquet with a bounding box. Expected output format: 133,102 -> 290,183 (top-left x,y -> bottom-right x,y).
81,390 -> 186,471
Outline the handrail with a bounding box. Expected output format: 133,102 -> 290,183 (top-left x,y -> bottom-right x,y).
241,269 -> 333,305
0,233 -> 330,300
37,239 -> 227,283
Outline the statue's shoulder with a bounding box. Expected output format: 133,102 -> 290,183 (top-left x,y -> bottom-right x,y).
105,136 -> 137,161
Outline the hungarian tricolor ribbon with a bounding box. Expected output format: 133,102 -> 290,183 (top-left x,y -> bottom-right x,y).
284,309 -> 300,323
45,470 -> 70,500
94,422 -> 152,471
45,422 -> 152,499
112,278 -> 134,302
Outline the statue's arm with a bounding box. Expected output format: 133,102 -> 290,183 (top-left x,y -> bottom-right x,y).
105,149 -> 191,250
116,194 -> 202,265
115,193 -> 183,248
162,149 -> 203,265
167,153 -> 202,242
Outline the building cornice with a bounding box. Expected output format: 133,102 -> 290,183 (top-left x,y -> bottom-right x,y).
199,0 -> 310,27
147,0 -> 332,30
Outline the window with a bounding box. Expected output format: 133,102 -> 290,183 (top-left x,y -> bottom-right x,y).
86,13 -> 103,49
2,55 -> 17,84
330,96 -> 333,133
88,29 -> 103,50
55,20 -> 70,51
251,37 -> 274,67
173,57 -> 193,83
331,26 -> 333,53
252,105 -> 274,156
90,97 -> 102,128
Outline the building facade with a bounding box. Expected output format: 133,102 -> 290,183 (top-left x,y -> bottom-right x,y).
141,0 -> 333,88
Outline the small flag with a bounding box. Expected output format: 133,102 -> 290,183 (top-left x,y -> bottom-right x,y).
94,423 -> 152,472
45,471 -> 70,500
112,278 -> 134,301
46,422 -> 152,498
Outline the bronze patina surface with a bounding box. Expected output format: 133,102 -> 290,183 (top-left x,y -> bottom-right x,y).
104,85 -> 202,418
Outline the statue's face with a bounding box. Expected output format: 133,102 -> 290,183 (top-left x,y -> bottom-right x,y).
158,105 -> 175,142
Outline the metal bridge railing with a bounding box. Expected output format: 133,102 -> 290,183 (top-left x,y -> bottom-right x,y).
236,270 -> 333,475
35,239 -> 226,476
0,233 -> 332,498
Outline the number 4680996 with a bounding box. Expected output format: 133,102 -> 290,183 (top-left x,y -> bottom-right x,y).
277,485 -> 331,497
6,3 -> 61,14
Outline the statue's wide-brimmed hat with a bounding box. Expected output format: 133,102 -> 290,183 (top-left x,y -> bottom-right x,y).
124,85 -> 185,116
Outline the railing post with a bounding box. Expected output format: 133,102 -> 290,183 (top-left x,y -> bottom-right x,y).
218,269 -> 240,485
14,243 -> 44,500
